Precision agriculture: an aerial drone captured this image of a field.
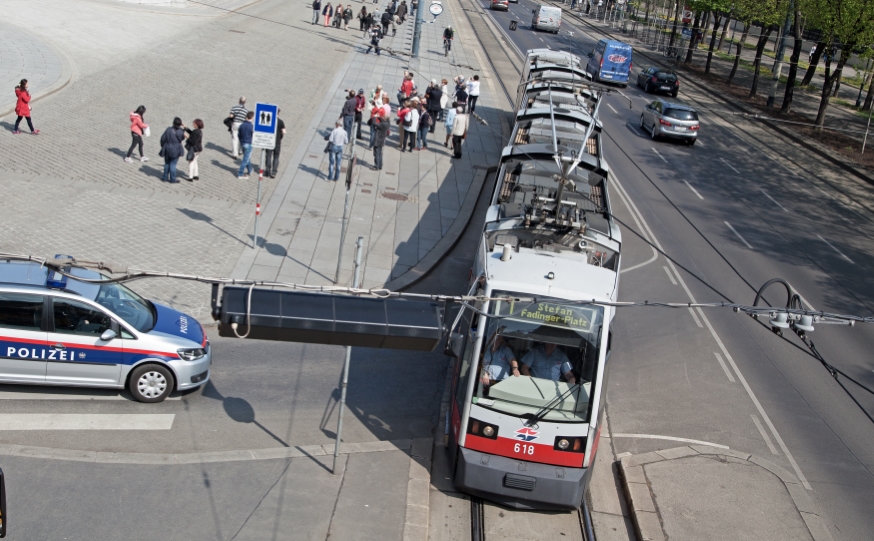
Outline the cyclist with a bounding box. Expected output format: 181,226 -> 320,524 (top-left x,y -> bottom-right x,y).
443,25 -> 454,55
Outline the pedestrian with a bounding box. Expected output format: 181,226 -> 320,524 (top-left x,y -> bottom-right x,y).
439,78 -> 450,121
343,4 -> 353,30
398,72 -> 416,106
227,96 -> 248,159
443,26 -> 454,53
358,6 -> 368,31
444,101 -> 457,147
401,99 -> 419,152
411,0 -> 417,12
323,2 -> 333,26
333,3 -> 344,27
467,75 -> 481,114
12,79 -> 39,135
125,105 -> 149,162
391,13 -> 399,37
327,120 -> 348,181
353,89 -> 367,139
341,89 -> 357,141
417,103 -> 431,150
808,43 -> 816,64
265,109 -> 286,178
237,111 -> 255,179
365,23 -> 383,55
159,117 -> 185,183
312,0 -> 322,24
397,0 -> 407,22
425,81 -> 443,132
450,106 -> 468,159
184,119 -> 204,181
371,110 -> 389,170
367,99 -> 380,148
381,94 -> 393,119
381,10 -> 392,36
454,76 -> 469,110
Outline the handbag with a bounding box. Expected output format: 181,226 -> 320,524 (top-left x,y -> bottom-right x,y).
223,116 -> 234,132
186,147 -> 195,162
143,126 -> 151,137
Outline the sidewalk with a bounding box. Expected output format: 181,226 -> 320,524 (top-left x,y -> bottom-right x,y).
0,20 -> 70,117
230,0 -> 508,289
619,445 -> 833,541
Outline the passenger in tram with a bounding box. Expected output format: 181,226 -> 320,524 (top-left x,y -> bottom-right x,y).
520,342 -> 576,385
479,332 -> 521,387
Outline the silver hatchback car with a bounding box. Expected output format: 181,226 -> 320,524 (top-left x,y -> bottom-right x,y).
639,98 -> 699,146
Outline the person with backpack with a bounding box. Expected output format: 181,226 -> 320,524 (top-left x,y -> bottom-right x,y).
125,105 -> 149,162
381,10 -> 392,36
323,2 -> 333,26
159,117 -> 186,183
416,103 -> 432,150
12,79 -> 39,135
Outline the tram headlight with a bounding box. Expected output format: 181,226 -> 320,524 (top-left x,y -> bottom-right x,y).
553,436 -> 586,453
467,418 -> 499,440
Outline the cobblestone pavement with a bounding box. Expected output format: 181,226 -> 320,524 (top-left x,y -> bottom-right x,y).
232,0 -> 509,288
0,21 -> 66,115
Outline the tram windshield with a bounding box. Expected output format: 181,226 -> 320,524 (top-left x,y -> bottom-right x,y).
473,292 -> 604,422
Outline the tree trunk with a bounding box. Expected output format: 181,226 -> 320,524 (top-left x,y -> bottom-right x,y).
644,0 -> 650,24
801,40 -> 826,87
816,47 -> 852,127
668,1 -> 681,47
750,26 -> 774,97
705,13 -> 723,74
727,23 -> 750,86
832,69 -> 842,97
780,8 -> 803,113
685,11 -> 702,63
863,72 -> 874,110
717,15 -> 731,51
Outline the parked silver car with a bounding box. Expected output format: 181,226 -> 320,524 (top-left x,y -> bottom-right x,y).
639,98 -> 699,146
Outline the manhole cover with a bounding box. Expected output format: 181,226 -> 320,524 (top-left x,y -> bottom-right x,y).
380,191 -> 409,202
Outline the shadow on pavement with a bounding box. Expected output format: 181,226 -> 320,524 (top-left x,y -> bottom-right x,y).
178,207 -> 249,246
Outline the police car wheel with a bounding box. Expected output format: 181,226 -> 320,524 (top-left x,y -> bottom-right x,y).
130,364 -> 174,403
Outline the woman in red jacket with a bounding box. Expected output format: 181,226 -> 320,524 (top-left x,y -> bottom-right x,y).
13,79 -> 39,135
125,105 -> 149,162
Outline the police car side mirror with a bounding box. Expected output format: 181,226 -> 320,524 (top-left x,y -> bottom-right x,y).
100,329 -> 118,342
443,332 -> 464,358
0,467 -> 7,538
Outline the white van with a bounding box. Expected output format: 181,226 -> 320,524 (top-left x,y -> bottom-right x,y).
531,5 -> 561,33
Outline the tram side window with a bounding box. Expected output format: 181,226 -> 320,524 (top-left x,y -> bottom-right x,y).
454,309 -> 478,410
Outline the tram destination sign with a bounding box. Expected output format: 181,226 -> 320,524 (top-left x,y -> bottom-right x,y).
498,300 -> 596,331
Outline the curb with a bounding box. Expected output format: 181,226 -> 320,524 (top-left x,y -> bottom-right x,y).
549,4 -> 874,187
618,445 -> 834,541
0,32 -> 75,120
384,167 -> 494,291
0,438 -> 414,465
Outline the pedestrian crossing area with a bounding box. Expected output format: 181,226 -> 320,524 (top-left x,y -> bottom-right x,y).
0,414 -> 174,430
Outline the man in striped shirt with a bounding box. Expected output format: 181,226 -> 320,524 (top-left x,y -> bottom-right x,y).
227,97 -> 248,159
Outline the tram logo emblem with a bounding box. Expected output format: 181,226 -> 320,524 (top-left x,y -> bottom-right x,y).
515,427 -> 539,442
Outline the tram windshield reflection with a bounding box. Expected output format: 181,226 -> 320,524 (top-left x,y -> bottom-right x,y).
473,293 -> 604,422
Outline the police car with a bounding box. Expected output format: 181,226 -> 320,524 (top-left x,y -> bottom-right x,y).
0,258 -> 210,402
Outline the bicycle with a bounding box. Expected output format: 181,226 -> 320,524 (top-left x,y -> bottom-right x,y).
663,45 -> 678,58
443,38 -> 451,57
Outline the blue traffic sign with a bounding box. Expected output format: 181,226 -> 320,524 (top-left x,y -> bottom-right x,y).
253,102 -> 278,149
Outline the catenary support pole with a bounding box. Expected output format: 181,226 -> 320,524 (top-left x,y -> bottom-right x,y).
254,149 -> 265,248
333,236 -> 365,475
411,0 -> 424,58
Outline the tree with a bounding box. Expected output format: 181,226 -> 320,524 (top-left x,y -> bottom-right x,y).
800,40 -> 826,86
780,6 -> 804,112
750,25 -> 776,96
728,22 -> 751,84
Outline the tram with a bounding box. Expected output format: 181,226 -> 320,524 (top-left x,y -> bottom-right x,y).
444,50 -> 619,511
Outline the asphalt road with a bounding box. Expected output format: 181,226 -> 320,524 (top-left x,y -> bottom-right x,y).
477,2 -> 874,539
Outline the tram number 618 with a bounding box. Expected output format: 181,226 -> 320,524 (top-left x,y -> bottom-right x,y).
514,443 -> 535,455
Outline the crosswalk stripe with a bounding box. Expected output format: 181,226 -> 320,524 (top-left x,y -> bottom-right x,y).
0,414 -> 175,430
0,386 -> 180,401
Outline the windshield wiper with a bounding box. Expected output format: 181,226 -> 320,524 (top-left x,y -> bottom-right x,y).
523,382 -> 581,427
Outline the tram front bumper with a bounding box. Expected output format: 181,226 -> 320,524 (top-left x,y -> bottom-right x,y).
455,447 -> 590,511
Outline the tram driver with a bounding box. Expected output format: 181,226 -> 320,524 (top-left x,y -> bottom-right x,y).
520,342 -> 577,385
480,331 -> 521,387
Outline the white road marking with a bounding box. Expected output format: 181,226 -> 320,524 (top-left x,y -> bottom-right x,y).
719,157 -> 740,174
607,103 -> 618,114
694,139 -> 704,146
713,352 -> 735,382
612,433 -> 729,449
539,37 -> 545,42
725,221 -> 754,249
619,247 -> 658,274
0,414 -> 175,430
611,173 -> 812,490
683,180 -> 703,199
751,414 -> 779,455
651,148 -> 668,163
761,189 -> 788,212
0,386 -> 180,401
688,307 -> 703,328
663,265 -> 677,285
817,234 -> 854,264
814,185 -> 833,199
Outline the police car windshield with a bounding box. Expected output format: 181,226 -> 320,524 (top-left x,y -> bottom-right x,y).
65,270 -> 156,333
473,293 -> 603,422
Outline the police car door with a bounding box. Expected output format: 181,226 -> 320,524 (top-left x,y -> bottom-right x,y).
0,292 -> 48,383
46,297 -> 122,386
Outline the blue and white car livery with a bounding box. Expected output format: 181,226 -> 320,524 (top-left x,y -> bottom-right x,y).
0,259 -> 210,402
